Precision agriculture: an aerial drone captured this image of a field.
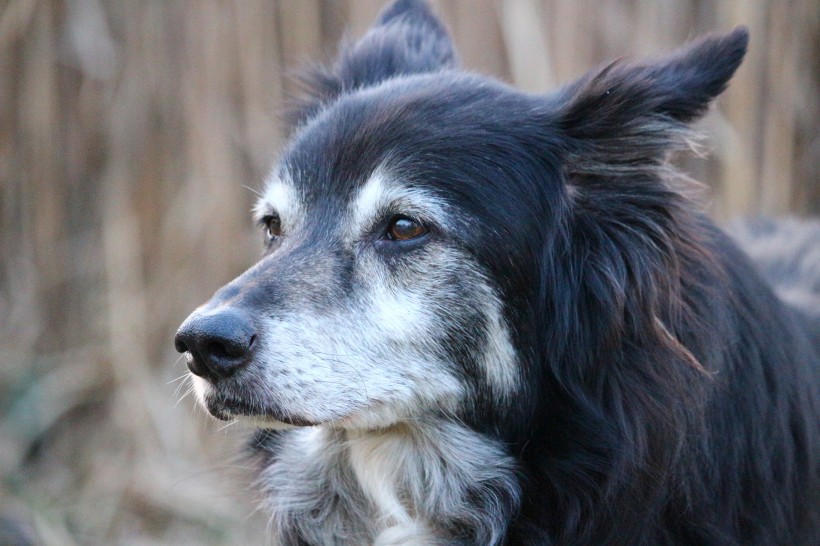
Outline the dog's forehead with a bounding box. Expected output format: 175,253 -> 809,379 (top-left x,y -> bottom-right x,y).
254,74 -> 549,234
255,81 -> 453,221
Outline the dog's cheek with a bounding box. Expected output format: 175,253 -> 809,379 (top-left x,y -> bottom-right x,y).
253,316 -> 375,419
245,310 -> 433,425
367,277 -> 434,344
360,243 -> 519,402
356,254 -> 470,395
384,246 -> 520,397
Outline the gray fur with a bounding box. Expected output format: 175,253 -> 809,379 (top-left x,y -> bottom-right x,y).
256,422 -> 520,545
728,217 -> 820,319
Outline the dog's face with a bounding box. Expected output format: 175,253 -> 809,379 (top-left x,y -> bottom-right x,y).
177,76 -> 544,429
175,0 -> 747,431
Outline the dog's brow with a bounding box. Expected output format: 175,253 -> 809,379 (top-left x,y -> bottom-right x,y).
349,170 -> 449,238
351,172 -> 389,232
254,176 -> 300,228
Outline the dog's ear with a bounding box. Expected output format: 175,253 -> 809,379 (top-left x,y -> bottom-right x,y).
554,28 -> 748,177
290,0 -> 456,126
343,0 -> 457,85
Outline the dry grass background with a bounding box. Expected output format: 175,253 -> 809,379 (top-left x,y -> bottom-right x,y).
0,1 -> 817,544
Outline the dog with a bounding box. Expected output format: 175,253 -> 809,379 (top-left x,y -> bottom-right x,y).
175,1 -> 819,543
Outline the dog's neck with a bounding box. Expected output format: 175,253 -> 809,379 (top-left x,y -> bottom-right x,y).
259,421 -> 520,545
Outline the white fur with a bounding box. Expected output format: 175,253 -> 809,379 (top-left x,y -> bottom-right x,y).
349,169 -> 452,241
253,174 -> 301,233
470,276 -> 520,398
248,296 -> 465,428
258,422 -> 520,545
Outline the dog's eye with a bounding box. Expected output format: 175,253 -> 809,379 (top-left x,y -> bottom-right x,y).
385,216 -> 428,241
261,214 -> 282,239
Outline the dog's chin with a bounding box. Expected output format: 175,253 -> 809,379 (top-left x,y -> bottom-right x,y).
196,388 -> 411,432
200,393 -> 319,428
205,399 -> 401,431
191,375 -> 428,431
193,380 -> 371,429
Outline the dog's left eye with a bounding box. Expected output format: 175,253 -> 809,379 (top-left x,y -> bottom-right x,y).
385,216 -> 428,241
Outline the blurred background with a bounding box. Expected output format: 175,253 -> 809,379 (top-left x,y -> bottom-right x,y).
1,0 -> 818,544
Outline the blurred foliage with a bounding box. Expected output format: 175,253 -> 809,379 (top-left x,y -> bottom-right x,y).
1,0 -> 818,544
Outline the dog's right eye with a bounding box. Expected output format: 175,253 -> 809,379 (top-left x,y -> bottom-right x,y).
260,214 -> 282,240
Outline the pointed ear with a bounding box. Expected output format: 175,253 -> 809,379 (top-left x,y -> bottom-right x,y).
290,0 -> 457,126
554,27 -> 748,176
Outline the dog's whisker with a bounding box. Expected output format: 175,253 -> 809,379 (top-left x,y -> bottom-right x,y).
242,184 -> 264,198
167,372 -> 189,386
218,420 -> 238,432
175,384 -> 196,408
170,353 -> 187,368
173,374 -> 194,398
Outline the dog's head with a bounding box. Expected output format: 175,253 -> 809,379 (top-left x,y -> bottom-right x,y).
175,0 -> 747,431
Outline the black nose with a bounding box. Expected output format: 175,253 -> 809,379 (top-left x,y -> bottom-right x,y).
175,307 -> 256,380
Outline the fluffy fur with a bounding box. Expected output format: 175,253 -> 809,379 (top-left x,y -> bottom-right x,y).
176,1 -> 820,544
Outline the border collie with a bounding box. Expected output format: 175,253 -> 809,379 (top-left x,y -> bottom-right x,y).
175,1 -> 819,543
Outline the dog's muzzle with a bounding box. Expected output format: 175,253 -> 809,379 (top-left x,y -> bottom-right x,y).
174,306 -> 256,382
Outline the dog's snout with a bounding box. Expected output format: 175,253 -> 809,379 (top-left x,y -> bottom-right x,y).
175,307 -> 256,380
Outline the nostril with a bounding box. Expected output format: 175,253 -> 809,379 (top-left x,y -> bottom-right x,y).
206,340 -> 239,360
174,337 -> 190,354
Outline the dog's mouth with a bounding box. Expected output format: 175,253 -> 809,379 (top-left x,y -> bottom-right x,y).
195,377 -> 388,429
202,392 -> 320,427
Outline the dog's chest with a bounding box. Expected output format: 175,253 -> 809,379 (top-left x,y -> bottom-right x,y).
347,430 -> 438,544
260,424 -> 520,545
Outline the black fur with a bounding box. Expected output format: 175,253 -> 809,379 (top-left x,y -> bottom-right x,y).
249,1 -> 819,544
